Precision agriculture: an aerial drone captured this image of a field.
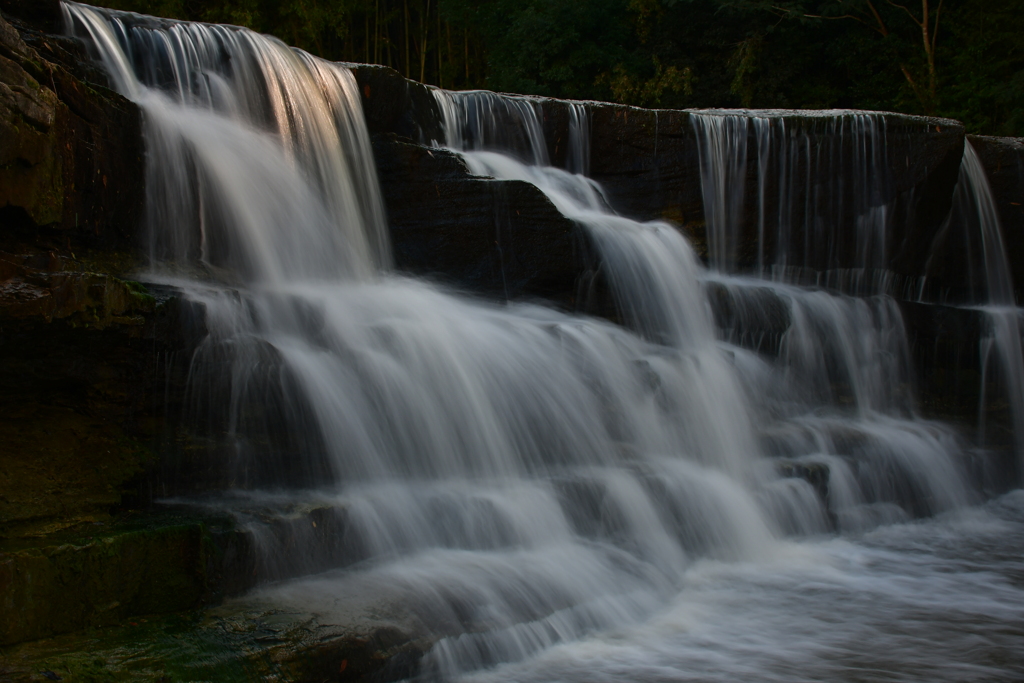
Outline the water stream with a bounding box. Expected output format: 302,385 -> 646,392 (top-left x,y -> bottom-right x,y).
948,142 -> 1024,479
61,4 -> 1024,679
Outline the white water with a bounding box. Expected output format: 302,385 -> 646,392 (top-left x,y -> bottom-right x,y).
62,4 -> 1021,679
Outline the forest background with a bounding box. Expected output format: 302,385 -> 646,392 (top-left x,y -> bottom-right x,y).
86,0 -> 1023,136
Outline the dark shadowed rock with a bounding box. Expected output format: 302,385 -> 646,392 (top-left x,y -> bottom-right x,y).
0,10 -> 160,540
349,66 -> 966,285
0,0 -> 60,34
373,133 -> 611,317
351,64 -> 444,143
588,105 -> 700,227
0,17 -> 63,227
0,13 -> 144,250
0,503 -> 373,647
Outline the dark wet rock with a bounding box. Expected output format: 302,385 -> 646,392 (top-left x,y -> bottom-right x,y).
900,301 -> 989,421
352,64 -> 444,144
899,300 -> 1000,440
592,108 -> 965,280
0,18 -> 63,227
354,64 -> 615,313
704,279 -> 792,357
0,582 -> 427,681
587,106 -> 704,238
374,133 -> 612,317
899,300 -> 1020,489
775,459 -> 831,509
0,516 -> 211,646
0,12 -> 144,250
0,504 -> 368,647
0,283 -> 204,535
351,65 -> 966,283
0,9 -> 172,542
0,250 -> 155,323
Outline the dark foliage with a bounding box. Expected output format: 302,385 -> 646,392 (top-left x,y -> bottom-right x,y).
87,0 -> 1024,134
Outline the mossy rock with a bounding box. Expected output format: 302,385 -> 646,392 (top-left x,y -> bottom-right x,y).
0,568 -> 426,682
0,515 -> 216,646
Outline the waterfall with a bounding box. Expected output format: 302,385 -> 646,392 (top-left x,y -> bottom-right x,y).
63,5 -> 791,675
690,108 -> 1024,482
61,2 -> 988,675
566,102 -> 590,176
691,114 -> 750,272
64,1 -> 389,281
691,111 -> 891,292
950,142 -> 1024,479
432,89 -> 971,529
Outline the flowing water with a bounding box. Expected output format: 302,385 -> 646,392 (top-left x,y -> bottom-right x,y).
947,142 -> 1024,479
690,111 -> 892,290
61,4 -> 1024,679
687,109 -> 1024,480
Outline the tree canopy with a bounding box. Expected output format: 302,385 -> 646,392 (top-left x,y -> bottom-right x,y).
91,0 -> 1024,135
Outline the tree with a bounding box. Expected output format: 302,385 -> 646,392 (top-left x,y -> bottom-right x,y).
721,1 -> 943,112
87,0 -> 1024,134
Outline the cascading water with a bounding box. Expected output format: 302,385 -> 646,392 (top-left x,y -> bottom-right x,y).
691,111 -> 893,293
944,142 -> 1024,479
691,114 -> 750,272
432,89 -> 971,524
59,4 -> 1024,679
65,4 -> 389,281
689,110 -> 1024,483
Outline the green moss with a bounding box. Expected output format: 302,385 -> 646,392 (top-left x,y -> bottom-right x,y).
123,280 -> 157,309
0,600 -> 423,683
0,516 -> 217,646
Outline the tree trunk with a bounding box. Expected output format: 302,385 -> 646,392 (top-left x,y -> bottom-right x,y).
437,6 -> 443,87
404,0 -> 410,77
419,0 -> 430,83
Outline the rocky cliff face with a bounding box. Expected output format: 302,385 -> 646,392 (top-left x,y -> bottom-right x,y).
0,7 -> 143,248
0,7 -> 180,541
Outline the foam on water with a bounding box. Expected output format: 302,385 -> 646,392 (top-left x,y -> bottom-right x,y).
455,490 -> 1024,683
